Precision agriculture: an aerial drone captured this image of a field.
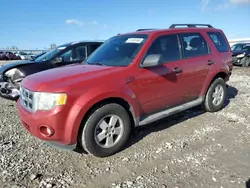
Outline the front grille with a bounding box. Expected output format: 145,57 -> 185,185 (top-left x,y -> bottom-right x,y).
20,86 -> 35,112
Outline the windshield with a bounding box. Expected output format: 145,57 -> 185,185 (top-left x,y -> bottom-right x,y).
85,34 -> 148,67
231,43 -> 250,52
35,44 -> 70,63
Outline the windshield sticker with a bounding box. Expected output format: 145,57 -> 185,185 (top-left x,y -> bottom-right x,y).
125,38 -> 144,44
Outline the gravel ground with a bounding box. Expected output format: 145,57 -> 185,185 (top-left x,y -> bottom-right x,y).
0,66 -> 250,188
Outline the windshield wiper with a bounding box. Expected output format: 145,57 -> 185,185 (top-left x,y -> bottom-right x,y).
87,62 -> 105,66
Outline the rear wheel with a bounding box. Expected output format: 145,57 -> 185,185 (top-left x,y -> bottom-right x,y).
79,103 -> 131,157
202,77 -> 227,112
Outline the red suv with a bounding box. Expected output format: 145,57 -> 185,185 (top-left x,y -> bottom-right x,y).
17,24 -> 232,157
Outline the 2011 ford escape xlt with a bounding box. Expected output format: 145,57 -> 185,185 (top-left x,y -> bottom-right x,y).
17,24 -> 233,157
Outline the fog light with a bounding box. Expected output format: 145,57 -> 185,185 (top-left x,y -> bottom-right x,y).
39,125 -> 54,137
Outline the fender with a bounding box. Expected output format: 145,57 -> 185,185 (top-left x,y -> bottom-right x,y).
200,64 -> 230,97
74,85 -> 140,117
66,85 -> 140,142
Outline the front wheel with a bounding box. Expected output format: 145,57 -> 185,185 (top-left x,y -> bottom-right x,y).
242,56 -> 250,67
79,103 -> 132,157
202,77 -> 227,112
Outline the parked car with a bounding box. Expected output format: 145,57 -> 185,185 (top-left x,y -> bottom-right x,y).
0,52 -> 7,60
17,24 -> 232,157
5,52 -> 18,60
15,52 -> 30,60
0,52 -> 9,60
231,43 -> 250,67
0,40 -> 103,101
30,52 -> 46,60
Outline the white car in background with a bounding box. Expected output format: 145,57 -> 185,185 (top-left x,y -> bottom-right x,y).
15,52 -> 31,60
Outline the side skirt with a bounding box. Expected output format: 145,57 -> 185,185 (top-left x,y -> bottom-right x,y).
137,97 -> 204,127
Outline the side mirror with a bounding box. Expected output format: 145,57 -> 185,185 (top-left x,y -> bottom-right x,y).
54,57 -> 63,64
141,54 -> 162,68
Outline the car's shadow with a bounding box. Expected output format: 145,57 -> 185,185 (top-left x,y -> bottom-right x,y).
75,85 -> 238,155
126,85 -> 238,151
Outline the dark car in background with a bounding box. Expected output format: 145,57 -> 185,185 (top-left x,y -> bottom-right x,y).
231,43 -> 250,67
0,52 -> 7,60
0,40 -> 104,101
0,52 -> 9,60
5,52 -> 18,60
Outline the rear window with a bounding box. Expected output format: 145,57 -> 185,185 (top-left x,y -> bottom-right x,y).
207,31 -> 229,53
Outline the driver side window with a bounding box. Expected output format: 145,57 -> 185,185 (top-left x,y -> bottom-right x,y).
145,34 -> 181,63
59,45 -> 87,63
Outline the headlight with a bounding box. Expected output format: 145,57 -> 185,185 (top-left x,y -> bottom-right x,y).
34,92 -> 67,111
236,53 -> 245,58
5,68 -> 17,77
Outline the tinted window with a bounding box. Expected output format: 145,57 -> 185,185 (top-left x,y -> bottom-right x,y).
86,35 -> 148,67
243,46 -> 250,52
207,32 -> 229,53
145,34 -> 181,63
88,43 -> 102,54
60,45 -> 87,62
35,43 -> 71,63
231,43 -> 250,52
180,33 -> 209,58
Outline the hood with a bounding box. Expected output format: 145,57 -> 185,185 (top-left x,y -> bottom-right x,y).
0,60 -> 35,73
232,50 -> 249,56
22,64 -> 123,92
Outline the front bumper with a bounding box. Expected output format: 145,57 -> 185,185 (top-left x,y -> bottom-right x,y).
0,82 -> 20,101
232,56 -> 244,65
17,99 -> 84,150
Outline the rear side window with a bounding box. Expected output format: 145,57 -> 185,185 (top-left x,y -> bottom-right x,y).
179,33 -> 209,58
207,32 -> 229,53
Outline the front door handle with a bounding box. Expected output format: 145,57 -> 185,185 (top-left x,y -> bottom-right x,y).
208,60 -> 216,65
173,67 -> 182,74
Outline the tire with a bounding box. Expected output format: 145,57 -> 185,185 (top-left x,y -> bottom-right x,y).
79,103 -> 132,157
242,56 -> 250,67
202,77 -> 227,112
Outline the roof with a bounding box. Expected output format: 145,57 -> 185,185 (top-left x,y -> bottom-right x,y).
233,42 -> 250,45
120,27 -> 220,36
56,40 -> 105,48
118,24 -> 220,36
69,40 -> 105,45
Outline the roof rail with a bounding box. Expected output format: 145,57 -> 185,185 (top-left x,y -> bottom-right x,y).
169,24 -> 214,28
136,28 -> 158,31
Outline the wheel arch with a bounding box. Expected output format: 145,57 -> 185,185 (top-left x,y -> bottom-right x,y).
201,71 -> 229,97
75,96 -> 138,145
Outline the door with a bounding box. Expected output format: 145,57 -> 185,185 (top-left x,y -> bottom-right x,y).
51,44 -> 88,67
130,34 -> 188,114
178,32 -> 213,100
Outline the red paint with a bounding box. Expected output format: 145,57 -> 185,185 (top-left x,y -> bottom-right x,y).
17,27 -> 232,147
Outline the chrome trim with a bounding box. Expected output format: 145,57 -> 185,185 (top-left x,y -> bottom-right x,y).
138,97 -> 204,126
19,86 -> 35,113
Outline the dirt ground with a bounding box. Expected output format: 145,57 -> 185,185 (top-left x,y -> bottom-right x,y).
0,65 -> 250,188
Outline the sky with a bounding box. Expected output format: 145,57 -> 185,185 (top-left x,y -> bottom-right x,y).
0,0 -> 249,49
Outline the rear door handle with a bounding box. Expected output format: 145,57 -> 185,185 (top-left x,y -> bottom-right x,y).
173,67 -> 182,74
208,60 -> 216,65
